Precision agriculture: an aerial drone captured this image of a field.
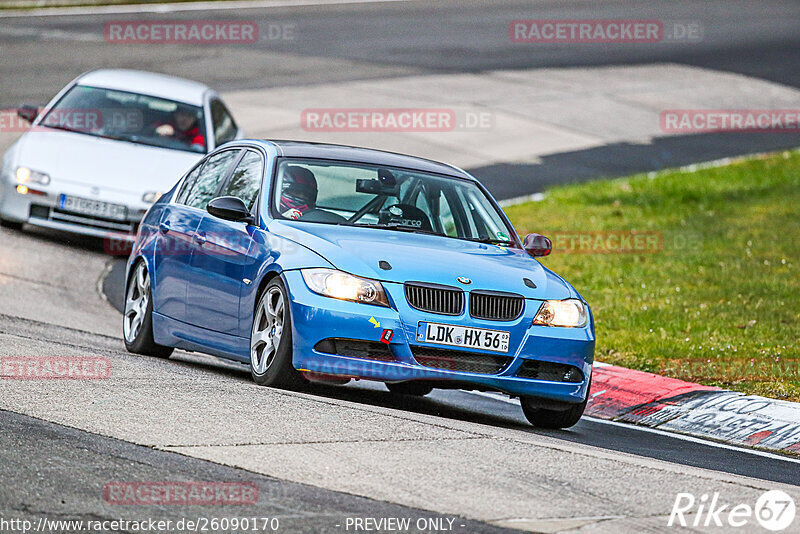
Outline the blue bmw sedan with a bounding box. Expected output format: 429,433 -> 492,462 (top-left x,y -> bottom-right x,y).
123,140 -> 595,428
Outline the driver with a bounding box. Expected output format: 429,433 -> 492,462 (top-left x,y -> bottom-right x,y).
280,166 -> 318,220
155,108 -> 205,149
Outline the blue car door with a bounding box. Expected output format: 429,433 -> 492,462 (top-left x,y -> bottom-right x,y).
160,148 -> 240,323
152,162 -> 205,322
186,149 -> 264,336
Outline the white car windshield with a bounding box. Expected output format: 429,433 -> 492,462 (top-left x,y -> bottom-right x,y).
273,158 -> 517,245
39,85 -> 207,154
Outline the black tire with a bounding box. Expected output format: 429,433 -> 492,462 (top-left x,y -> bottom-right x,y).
520,398 -> 586,429
123,261 -> 173,358
0,218 -> 23,231
386,382 -> 434,397
521,383 -> 589,429
249,277 -> 306,389
521,376 -> 591,429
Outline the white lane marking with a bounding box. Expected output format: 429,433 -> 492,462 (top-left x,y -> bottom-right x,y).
465,390 -> 520,404
0,0 -> 414,18
583,416 -> 800,465
498,192 -> 545,208
462,390 -> 800,465
0,24 -> 101,41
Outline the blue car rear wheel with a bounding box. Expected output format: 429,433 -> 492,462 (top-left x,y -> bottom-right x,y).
123,261 -> 173,358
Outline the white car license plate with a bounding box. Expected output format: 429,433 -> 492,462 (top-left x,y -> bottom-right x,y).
59,194 -> 127,221
418,322 -> 510,353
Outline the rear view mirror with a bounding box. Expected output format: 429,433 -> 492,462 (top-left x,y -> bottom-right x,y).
524,233 -> 552,257
356,178 -> 398,196
207,196 -> 254,224
17,105 -> 40,124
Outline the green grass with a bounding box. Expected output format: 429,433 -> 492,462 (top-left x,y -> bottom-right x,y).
505,150 -> 800,402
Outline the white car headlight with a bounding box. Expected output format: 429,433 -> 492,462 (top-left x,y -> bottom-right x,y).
16,167 -> 51,186
533,299 -> 588,328
142,191 -> 163,204
301,268 -> 390,307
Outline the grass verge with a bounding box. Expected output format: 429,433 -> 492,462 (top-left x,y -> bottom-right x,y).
505,150 -> 800,402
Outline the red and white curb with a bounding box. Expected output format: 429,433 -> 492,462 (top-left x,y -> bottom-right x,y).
587,362 -> 800,455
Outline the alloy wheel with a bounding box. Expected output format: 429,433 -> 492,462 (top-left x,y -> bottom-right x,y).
123,263 -> 150,343
251,286 -> 285,375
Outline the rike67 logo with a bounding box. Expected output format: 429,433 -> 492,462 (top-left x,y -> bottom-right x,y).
669,490 -> 796,531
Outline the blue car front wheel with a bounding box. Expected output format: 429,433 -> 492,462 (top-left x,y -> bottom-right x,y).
249,277 -> 306,389
386,382 -> 434,397
520,378 -> 590,429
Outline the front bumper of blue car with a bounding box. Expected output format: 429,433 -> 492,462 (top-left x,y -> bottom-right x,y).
283,270 -> 595,404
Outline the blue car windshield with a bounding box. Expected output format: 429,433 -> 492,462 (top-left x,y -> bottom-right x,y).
273,158 -> 517,245
39,85 -> 207,154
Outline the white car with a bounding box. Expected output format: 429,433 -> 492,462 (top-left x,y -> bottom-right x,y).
0,69 -> 242,241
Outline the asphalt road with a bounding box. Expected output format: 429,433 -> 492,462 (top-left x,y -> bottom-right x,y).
1,0 -> 799,106
0,409 -> 515,533
0,0 -> 800,199
1,287 -> 798,533
2,0 -> 798,199
24,266 -> 800,489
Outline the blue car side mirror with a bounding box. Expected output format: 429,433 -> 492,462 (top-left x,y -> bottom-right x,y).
207,196 -> 254,225
524,233 -> 552,257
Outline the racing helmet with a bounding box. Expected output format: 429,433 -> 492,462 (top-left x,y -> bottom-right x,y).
279,165 -> 318,213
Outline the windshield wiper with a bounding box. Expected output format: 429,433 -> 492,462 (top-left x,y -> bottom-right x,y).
39,123 -> 82,135
355,224 -> 516,245
39,125 -> 132,144
464,237 -> 516,246
96,132 -> 124,141
357,223 -> 443,237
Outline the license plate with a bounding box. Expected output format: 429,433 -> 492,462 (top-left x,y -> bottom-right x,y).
418,322 -> 510,353
59,194 -> 127,221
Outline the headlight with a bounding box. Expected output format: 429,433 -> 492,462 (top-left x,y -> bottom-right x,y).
16,167 -> 50,186
142,191 -> 163,204
301,268 -> 390,307
533,299 -> 588,328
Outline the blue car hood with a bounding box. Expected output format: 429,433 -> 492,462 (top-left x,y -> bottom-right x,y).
269,221 -> 576,300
